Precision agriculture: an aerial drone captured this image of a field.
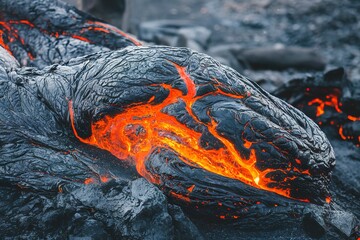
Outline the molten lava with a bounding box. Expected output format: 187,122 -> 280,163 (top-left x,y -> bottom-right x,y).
0,20 -> 36,59
69,62 -> 313,202
308,94 -> 360,145
308,94 -> 341,117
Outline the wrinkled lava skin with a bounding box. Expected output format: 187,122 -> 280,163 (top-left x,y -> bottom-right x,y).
69,46 -> 336,203
0,0 -> 140,68
0,0 -> 336,236
0,45 -> 335,209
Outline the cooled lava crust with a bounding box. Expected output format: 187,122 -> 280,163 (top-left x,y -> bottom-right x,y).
0,0 -> 335,222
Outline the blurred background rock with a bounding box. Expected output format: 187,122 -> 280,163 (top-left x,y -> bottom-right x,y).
63,0 -> 360,92
63,0 -> 126,26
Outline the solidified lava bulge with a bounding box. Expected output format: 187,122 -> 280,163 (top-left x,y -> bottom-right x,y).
66,47 -> 335,206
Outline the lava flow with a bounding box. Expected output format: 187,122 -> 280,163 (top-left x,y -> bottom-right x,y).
308,93 -> 360,145
69,62 -> 312,202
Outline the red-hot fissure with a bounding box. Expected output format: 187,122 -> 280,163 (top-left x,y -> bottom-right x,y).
0,19 -> 141,59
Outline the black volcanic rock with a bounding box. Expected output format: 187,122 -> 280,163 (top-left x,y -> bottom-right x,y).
168,204 -> 205,240
303,209 -> 326,238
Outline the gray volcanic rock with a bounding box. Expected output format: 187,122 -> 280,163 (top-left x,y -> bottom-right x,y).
207,44 -> 246,73
328,210 -> 357,237
70,178 -> 174,240
240,46 -> 326,71
0,178 -> 202,239
138,20 -> 211,51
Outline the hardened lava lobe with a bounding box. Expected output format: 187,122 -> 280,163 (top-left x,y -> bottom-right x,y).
67,46 -> 335,215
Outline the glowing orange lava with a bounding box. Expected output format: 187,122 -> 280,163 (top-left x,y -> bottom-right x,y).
0,20 -> 36,58
85,21 -> 142,46
308,93 -> 360,145
348,115 -> 360,121
69,62 -> 314,202
84,177 -> 95,185
0,19 -> 142,59
308,94 -> 341,117
338,126 -> 347,140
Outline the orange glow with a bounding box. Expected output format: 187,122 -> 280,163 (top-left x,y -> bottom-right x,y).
325,196 -> 331,204
308,98 -> 325,116
86,21 -> 142,46
84,178 -> 95,184
308,94 -> 342,117
0,18 -> 142,60
308,94 -> 359,145
0,20 -> 93,59
0,20 -> 42,59
0,21 -> 22,56
348,115 -> 360,121
0,29 -> 12,55
170,191 -> 191,203
338,126 -> 347,140
69,62 -> 314,202
187,185 -> 195,192
100,176 -> 110,183
71,34 -> 91,43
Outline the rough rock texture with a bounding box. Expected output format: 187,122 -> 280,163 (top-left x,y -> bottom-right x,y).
0,0 -> 139,68
0,177 -> 199,239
